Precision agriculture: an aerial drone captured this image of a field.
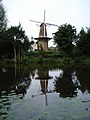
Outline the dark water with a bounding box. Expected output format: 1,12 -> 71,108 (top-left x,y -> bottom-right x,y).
0,64 -> 90,120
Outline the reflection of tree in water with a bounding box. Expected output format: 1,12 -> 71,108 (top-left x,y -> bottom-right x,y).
0,65 -> 32,119
0,65 -> 31,97
54,66 -> 90,98
54,68 -> 78,98
76,66 -> 90,93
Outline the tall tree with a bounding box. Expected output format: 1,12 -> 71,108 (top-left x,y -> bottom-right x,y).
0,0 -> 8,58
53,23 -> 77,56
0,0 -> 7,32
1,23 -> 29,61
77,27 -> 90,56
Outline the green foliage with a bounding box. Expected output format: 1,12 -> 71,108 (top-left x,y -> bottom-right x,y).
53,23 -> 77,56
0,23 -> 29,60
71,46 -> 83,58
22,51 -> 74,66
83,57 -> 90,65
5,23 -> 28,43
0,0 -> 8,58
77,27 -> 90,56
0,0 -> 7,32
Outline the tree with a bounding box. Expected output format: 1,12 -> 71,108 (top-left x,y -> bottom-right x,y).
0,0 -> 8,58
0,35 -> 13,58
0,0 -> 7,32
53,23 -> 77,56
1,23 -> 29,61
77,27 -> 90,56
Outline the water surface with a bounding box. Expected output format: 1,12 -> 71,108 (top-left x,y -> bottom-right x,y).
0,65 -> 90,120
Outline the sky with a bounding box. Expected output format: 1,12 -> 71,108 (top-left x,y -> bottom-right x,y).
3,0 -> 90,47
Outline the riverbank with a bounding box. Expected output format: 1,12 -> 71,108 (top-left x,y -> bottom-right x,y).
0,51 -> 90,67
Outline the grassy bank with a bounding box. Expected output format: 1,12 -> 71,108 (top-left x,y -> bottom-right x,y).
0,51 -> 90,67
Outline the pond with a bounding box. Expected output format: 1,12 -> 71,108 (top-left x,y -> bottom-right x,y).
0,64 -> 90,120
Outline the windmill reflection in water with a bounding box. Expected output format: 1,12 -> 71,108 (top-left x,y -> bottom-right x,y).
32,69 -> 53,106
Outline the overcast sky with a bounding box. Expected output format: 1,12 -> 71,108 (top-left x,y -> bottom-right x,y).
3,0 -> 90,46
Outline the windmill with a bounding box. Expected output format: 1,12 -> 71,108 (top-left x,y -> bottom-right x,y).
30,10 -> 58,51
32,68 -> 53,106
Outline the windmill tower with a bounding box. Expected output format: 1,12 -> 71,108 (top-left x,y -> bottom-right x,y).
30,11 -> 58,51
